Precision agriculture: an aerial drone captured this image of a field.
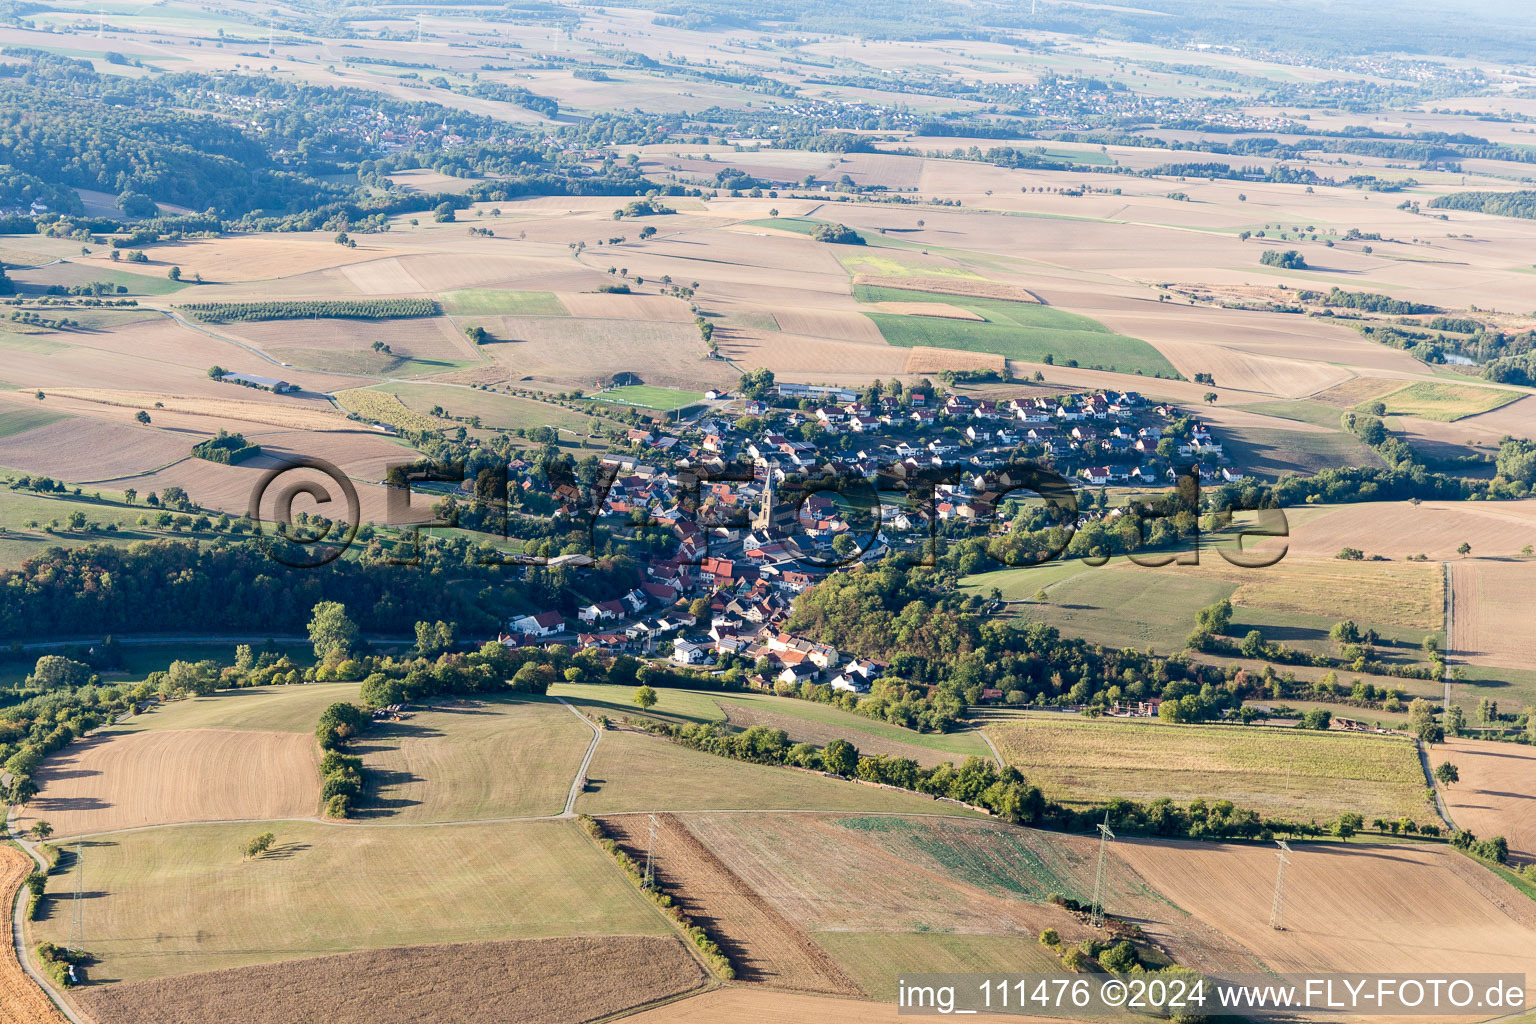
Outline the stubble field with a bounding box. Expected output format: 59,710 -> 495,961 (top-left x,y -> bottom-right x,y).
69,936 -> 705,1024
11,728 -> 319,838
351,697 -> 589,822
985,717 -> 1430,824
29,819 -> 666,983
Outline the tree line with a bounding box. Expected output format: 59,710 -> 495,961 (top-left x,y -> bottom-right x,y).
180,299 -> 438,323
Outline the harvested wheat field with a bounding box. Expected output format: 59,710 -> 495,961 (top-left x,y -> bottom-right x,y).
1450,559 -> 1536,671
1439,738 -> 1536,865
852,274 -> 1039,302
79,235 -> 396,283
876,301 -> 985,320
226,317 -> 477,372
903,346 -> 1007,374
0,413 -> 190,481
600,813 -> 861,995
716,327 -> 907,380
484,317 -> 735,390
12,728 -> 320,838
0,846 -> 68,1024
770,309 -> 885,343
1115,839 -> 1536,996
1265,500 -> 1536,561
619,988 -> 1050,1023
30,390 -> 364,433
353,697 -> 590,822
70,936 -> 705,1024
557,292 -> 694,321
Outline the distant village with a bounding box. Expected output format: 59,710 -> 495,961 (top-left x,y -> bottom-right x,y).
499,378 -> 1235,699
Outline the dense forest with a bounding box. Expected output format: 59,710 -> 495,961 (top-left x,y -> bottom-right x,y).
0,539 -> 638,641
1428,190 -> 1536,220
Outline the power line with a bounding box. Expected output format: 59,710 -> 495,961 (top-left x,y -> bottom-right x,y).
644,813 -> 658,890
1270,839 -> 1292,930
1090,811 -> 1114,929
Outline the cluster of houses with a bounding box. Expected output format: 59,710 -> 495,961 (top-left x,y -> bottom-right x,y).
499,378 -> 1238,693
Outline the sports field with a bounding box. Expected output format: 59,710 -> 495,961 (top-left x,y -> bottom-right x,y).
986,716 -> 1430,823
589,385 -> 707,411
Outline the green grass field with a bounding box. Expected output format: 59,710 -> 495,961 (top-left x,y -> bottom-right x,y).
10,262 -> 192,296
1234,399 -> 1351,430
552,683 -> 991,763
356,696 -> 590,822
112,683 -> 362,733
439,289 -> 568,316
30,819 -> 665,982
853,285 -> 1179,377
0,405 -> 68,439
743,216 -> 836,235
1013,567 -> 1237,652
1371,381 -> 1522,422
371,382 -> 596,433
589,385 -> 706,411
1001,558 -> 1440,669
575,729 -> 984,816
986,716 -> 1430,824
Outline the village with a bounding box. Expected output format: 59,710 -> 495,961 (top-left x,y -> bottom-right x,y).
498,377 -> 1236,702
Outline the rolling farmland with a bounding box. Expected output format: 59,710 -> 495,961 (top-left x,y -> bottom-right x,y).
70,936 -> 705,1024
986,717 -> 1430,823
353,697 -> 591,822
11,728 -> 319,838
0,846 -> 68,1024
1438,738 -> 1536,865
30,820 -> 666,983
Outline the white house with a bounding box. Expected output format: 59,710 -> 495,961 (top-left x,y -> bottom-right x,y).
509,611 -> 566,637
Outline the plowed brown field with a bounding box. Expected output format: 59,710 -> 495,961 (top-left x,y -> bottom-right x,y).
600,813 -> 862,994
1439,737 -> 1536,865
1114,839 -> 1536,989
70,935 -> 705,1024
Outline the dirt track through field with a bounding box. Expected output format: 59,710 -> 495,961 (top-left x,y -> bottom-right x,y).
601,813 -> 861,995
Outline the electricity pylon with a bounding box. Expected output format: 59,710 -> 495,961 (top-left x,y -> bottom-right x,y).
1091,812 -> 1114,929
1270,839 -> 1292,930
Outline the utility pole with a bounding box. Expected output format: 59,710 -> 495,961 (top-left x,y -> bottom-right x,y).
1091,811 -> 1114,929
1270,839 -> 1292,930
